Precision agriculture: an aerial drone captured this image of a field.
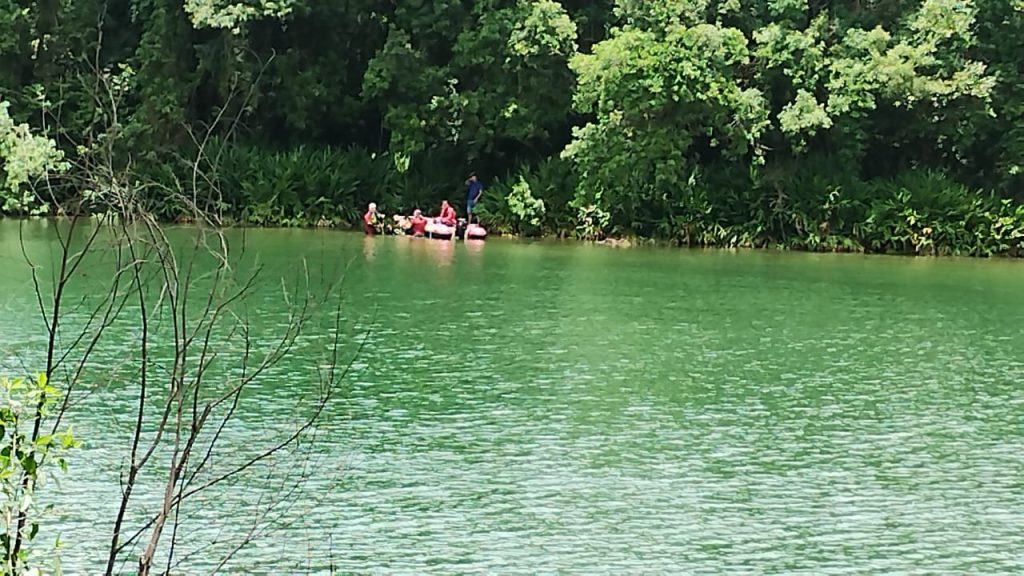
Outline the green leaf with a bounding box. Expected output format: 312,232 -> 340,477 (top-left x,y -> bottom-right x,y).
21,453 -> 37,476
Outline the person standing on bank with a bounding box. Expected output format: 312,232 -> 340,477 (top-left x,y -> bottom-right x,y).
465,173 -> 483,224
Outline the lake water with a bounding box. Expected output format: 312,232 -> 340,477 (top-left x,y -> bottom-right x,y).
1,220 -> 1023,573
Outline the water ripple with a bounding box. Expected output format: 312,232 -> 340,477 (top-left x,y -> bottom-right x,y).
2,229 -> 1023,573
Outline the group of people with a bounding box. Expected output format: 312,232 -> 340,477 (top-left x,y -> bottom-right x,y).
362,174 -> 484,236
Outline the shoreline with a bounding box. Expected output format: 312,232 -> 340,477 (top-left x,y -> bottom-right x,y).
4,215 -> 1022,260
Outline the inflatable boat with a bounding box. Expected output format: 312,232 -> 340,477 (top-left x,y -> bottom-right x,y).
419,218 -> 488,240
464,223 -> 487,240
425,221 -> 455,239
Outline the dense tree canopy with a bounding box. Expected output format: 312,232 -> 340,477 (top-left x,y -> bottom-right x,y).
1,0 -> 1022,254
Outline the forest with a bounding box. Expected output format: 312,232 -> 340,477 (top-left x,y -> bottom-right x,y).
1,0 -> 1023,255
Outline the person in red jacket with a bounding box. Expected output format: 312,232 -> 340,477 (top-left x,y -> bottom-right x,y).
409,209 -> 427,236
363,202 -> 380,234
436,200 -> 456,226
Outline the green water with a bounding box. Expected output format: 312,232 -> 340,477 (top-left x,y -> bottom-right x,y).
2,220 -> 1023,573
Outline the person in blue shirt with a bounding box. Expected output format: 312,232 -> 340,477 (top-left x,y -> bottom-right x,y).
465,173 -> 483,224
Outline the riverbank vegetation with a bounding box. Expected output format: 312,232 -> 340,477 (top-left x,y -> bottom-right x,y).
1,0 -> 1023,255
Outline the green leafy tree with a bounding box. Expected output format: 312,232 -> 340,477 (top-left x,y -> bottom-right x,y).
0,374 -> 79,574
507,175 -> 546,232
564,19 -> 768,235
0,0 -> 1020,252
0,100 -> 67,214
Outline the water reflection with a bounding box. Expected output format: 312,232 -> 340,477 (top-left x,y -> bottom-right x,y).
392,234 -> 413,253
361,234 -> 377,261
464,238 -> 485,261
420,237 -> 455,268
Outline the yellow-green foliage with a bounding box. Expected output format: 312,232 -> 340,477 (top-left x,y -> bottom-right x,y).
0,101 -> 67,215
